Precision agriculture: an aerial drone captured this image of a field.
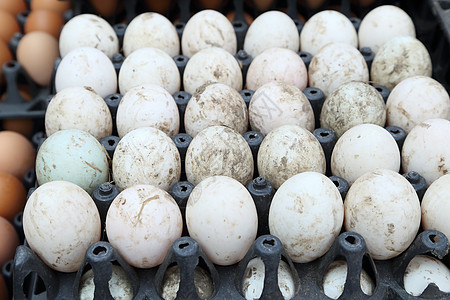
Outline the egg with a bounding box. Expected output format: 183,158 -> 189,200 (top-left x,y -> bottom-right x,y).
258,125 -> 325,189
300,10 -> 357,56
371,36 -> 432,91
55,47 -> 117,98
243,11 -> 299,59
162,265 -> 214,300
309,43 -> 369,97
24,10 -> 65,39
344,169 -> 421,260
31,0 -> 71,15
226,10 -> 253,24
181,10 -> 236,58
45,86 -> 113,140
0,131 -> 35,180
184,82 -> 248,137
123,12 -> 179,57
116,84 -> 179,138
0,0 -> 27,16
0,10 -> 21,44
0,216 -> 19,268
118,47 -> 180,95
0,171 -> 26,222
331,124 -> 400,185
402,118 -> 450,187
358,5 -> 415,54
421,174 -> 450,239
183,47 -> 242,94
0,40 -> 12,83
403,255 -> 450,296
249,81 -> 314,136
246,47 -> 308,91
386,76 -> 450,133
112,127 -> 181,191
186,176 -> 258,265
59,14 -> 119,59
36,129 -> 109,194
185,125 -> 253,185
106,185 -> 182,268
23,181 -> 101,272
320,82 -> 386,138
88,0 -> 119,17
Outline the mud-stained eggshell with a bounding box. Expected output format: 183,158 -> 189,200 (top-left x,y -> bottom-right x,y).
79,265 -> 133,299
344,169 -> 421,260
258,125 -> 325,189
185,126 -> 253,186
249,81 -> 314,136
184,82 -> 248,137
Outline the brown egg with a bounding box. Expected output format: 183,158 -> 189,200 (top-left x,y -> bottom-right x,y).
196,0 -> 228,9
0,131 -> 35,180
0,10 -> 21,44
89,0 -> 119,17
25,9 -> 64,39
144,0 -> 173,14
0,0 -> 27,16
226,10 -> 254,24
0,172 -> 26,222
17,31 -> 59,86
298,0 -> 326,10
0,40 -> 13,84
245,0 -> 275,11
0,216 -> 19,268
352,0 -> 376,7
31,0 -> 71,15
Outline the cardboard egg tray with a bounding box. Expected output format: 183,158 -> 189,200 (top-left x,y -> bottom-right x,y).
1,0 -> 450,299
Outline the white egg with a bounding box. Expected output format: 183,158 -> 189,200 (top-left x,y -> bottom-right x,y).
331,124 -> 400,185
358,5 -> 415,54
23,181 -> 101,272
249,81 -> 314,136
185,126 -> 253,186
344,169 -> 421,260
112,127 -> 181,191
244,11 -> 299,59
116,84 -> 180,138
404,255 -> 450,296
45,86 -> 113,140
186,176 -> 258,266
386,76 -> 450,133
320,81 -> 386,138
371,36 -> 432,91
183,47 -> 242,95
59,14 -> 119,59
55,47 -> 117,98
257,125 -> 325,189
269,172 -> 343,263
300,10 -> 357,56
184,83 -> 248,137
246,47 -> 308,91
181,10 -> 236,58
123,12 -> 179,57
118,47 -> 180,95
308,43 -> 369,97
402,118 -> 450,187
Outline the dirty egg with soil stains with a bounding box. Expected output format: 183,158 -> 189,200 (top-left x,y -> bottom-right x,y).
421,174 -> 450,238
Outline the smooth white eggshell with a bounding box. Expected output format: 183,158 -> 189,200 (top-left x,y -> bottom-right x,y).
118,47 -> 180,95
421,174 -> 450,238
257,125 -> 325,189
320,81 -> 386,138
186,176 -> 258,265
112,127 -> 181,191
244,10 -> 299,59
246,47 -> 307,91
106,185 -> 182,268
344,169 -> 421,260
23,181 -> 101,272
185,126 -> 253,186
116,84 -> 180,138
79,265 -> 133,299
249,81 -> 314,136
59,14 -> 119,58
184,83 -> 248,137
45,86 -> 113,140
55,47 -> 117,98
183,47 -> 242,94
300,10 -> 357,56
386,76 -> 450,133
269,172 -> 344,263
331,124 -> 400,185
371,36 -> 432,91
402,118 -> 450,187
123,12 -> 179,57
308,43 -> 369,96
358,5 -> 415,54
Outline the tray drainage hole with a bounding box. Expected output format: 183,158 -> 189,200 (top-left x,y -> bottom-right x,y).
175,23 -> 184,30
178,137 -> 186,143
179,242 -> 190,249
93,246 -> 107,256
263,238 -> 275,247
309,89 -> 317,94
345,235 -> 356,245
176,56 -> 185,62
107,139 -> 116,146
233,21 -> 243,28
429,234 -> 440,244
332,179 -> 340,188
180,185 -> 188,192
109,95 -> 119,101
6,61 -> 17,68
300,53 -> 308,58
248,133 -> 256,139
320,131 -> 329,137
